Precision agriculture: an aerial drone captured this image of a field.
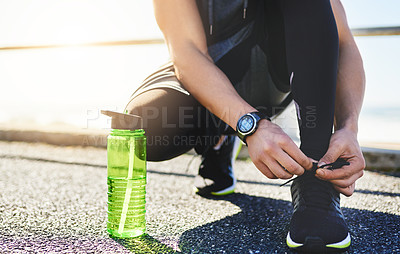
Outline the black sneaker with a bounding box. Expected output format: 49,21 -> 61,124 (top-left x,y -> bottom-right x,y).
287,164 -> 351,253
194,135 -> 240,196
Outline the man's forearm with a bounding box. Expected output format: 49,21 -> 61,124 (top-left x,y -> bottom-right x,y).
154,0 -> 256,130
172,45 -> 255,129
334,38 -> 365,133
331,0 -> 366,134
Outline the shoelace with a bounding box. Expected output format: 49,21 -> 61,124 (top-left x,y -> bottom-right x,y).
280,158 -> 350,187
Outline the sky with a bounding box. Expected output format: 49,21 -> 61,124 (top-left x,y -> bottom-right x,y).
0,0 -> 399,45
0,0 -> 399,142
341,0 -> 400,28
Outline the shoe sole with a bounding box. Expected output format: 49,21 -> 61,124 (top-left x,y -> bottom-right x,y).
287,232 -> 351,253
193,182 -> 236,196
211,183 -> 236,196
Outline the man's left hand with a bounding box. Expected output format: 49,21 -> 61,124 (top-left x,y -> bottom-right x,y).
316,128 -> 365,196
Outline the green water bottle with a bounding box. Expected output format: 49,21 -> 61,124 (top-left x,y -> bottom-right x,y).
102,110 -> 146,238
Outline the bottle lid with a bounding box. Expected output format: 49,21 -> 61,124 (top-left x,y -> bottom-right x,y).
101,110 -> 143,130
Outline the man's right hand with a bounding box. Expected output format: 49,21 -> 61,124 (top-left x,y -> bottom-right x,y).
246,119 -> 313,179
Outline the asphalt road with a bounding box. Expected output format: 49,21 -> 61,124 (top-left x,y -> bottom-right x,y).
0,141 -> 399,253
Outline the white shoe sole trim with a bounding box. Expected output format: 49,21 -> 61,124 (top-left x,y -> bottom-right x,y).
287,232 -> 351,249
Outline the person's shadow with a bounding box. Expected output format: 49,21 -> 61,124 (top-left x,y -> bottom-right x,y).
179,193 -> 400,253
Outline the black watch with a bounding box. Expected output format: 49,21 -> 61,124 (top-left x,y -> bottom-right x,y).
236,112 -> 271,145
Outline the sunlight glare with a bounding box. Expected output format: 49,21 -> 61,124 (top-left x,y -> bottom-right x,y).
0,0 -> 160,46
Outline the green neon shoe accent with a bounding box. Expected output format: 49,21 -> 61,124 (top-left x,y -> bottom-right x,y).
193,187 -> 235,196
326,234 -> 351,249
211,188 -> 235,196
286,233 -> 303,248
286,241 -> 302,248
326,241 -> 351,249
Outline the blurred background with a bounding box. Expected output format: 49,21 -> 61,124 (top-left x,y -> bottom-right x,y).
0,0 -> 399,145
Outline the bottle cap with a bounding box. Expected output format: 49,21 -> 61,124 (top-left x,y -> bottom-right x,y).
101,110 -> 143,130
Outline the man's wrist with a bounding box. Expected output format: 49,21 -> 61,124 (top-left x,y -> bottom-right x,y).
334,116 -> 359,134
236,111 -> 271,144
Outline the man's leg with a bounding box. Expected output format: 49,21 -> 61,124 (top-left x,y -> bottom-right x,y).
282,0 -> 339,161
125,87 -> 201,161
279,0 -> 351,252
125,63 -> 238,196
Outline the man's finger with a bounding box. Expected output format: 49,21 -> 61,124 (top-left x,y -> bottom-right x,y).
282,140 -> 313,170
316,166 -> 351,180
316,158 -> 363,180
274,151 -> 305,176
318,143 -> 343,167
261,157 -> 293,179
253,161 -> 277,179
334,183 -> 356,197
328,170 -> 364,188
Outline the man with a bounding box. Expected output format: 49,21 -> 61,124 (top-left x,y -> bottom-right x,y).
125,0 -> 365,252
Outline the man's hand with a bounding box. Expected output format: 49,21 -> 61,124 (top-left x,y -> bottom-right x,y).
247,120 -> 314,179
316,128 -> 365,196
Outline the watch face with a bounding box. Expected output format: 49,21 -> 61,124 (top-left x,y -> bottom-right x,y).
239,115 -> 255,133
